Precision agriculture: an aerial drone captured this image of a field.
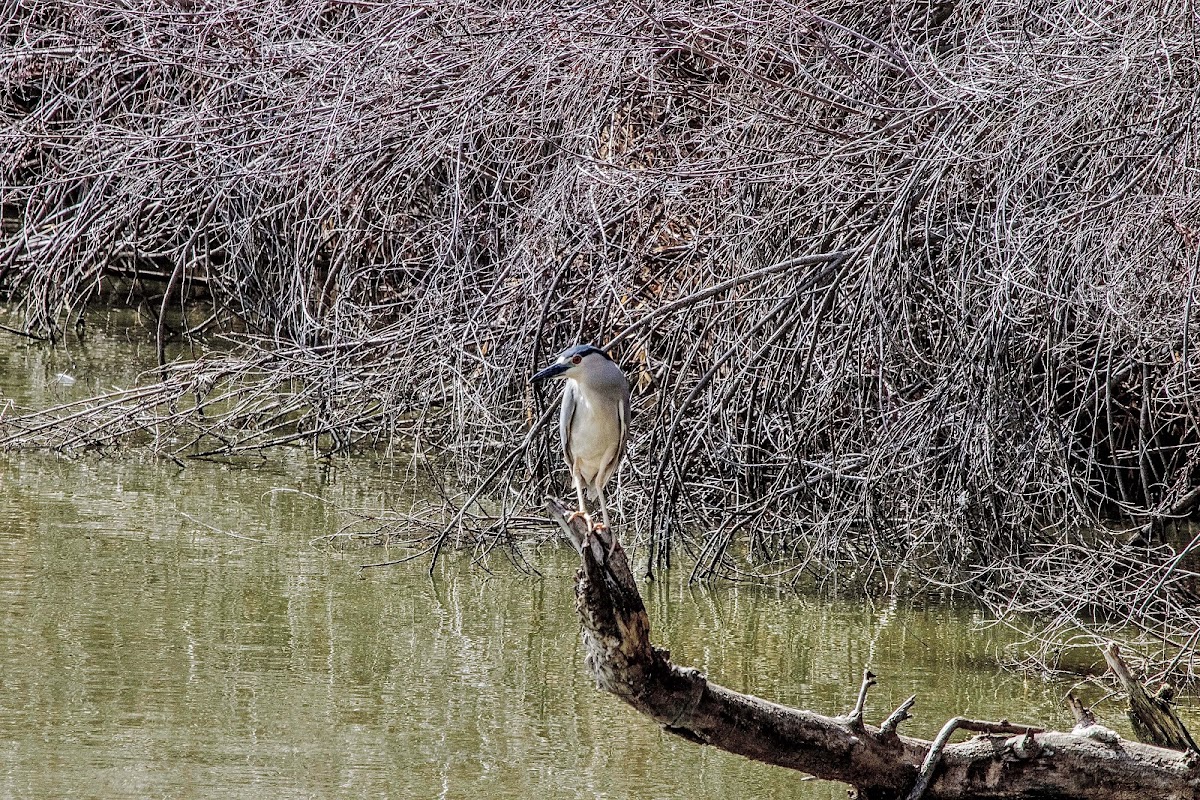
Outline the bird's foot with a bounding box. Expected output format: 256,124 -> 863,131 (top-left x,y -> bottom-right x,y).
566,510 -> 593,528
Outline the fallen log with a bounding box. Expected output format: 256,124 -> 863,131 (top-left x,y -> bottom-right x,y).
546,498 -> 1200,800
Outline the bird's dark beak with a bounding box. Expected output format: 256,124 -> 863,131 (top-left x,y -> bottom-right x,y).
532,362 -> 569,382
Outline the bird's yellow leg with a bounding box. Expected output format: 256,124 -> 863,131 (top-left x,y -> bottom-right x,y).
595,484 -> 617,556
596,485 -> 610,529
569,472 -> 592,528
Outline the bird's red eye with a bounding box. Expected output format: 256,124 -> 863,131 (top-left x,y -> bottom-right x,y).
571,355 -> 582,365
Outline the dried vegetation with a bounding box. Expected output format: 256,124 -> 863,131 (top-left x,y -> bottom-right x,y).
2,1 -> 1199,679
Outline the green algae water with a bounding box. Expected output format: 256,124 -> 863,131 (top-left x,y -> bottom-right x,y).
0,308 -> 1180,799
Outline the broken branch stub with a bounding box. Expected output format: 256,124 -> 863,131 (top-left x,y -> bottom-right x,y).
1104,642 -> 1200,753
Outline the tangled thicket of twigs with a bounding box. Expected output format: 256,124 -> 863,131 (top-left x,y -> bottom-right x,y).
2,1 -> 1199,677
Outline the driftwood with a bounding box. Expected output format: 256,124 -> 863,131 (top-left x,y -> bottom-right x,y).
1104,643 -> 1200,753
546,499 -> 1200,800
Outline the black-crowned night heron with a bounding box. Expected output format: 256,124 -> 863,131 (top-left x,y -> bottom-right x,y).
532,343 -> 630,531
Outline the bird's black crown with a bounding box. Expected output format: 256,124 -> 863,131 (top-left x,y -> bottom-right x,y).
562,343 -> 613,361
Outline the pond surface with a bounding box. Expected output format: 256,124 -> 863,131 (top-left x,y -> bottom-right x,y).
0,308 -> 1171,799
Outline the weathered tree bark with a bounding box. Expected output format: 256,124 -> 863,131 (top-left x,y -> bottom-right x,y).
546,499 -> 1200,800
1104,642 -> 1199,753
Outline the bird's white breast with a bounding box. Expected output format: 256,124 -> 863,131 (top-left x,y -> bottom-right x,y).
566,379 -> 622,480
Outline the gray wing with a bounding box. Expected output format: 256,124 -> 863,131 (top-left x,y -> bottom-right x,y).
596,381 -> 631,490
559,382 -> 577,467
617,385 -> 630,461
